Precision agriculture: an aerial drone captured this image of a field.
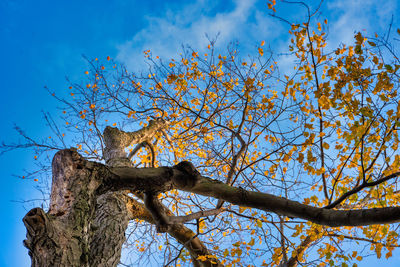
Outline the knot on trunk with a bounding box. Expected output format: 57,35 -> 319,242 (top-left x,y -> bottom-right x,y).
172,161 -> 201,189
23,208 -> 48,243
23,207 -> 58,261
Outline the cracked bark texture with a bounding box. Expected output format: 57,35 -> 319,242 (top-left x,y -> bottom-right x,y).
24,149 -> 105,266
23,149 -> 137,267
23,119 -> 151,267
24,120 -> 221,267
24,122 -> 400,266
103,118 -> 168,166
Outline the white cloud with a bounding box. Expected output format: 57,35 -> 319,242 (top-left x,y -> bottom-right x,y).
326,0 -> 398,48
115,0 -> 280,71
115,0 -> 399,73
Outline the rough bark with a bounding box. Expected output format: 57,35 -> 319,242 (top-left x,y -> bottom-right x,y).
89,192 -> 131,266
125,197 -> 222,267
24,119 -> 221,267
22,149 -> 212,267
23,149 -> 109,266
186,177 -> 400,227
103,119 -> 168,166
101,121 -> 221,266
24,124 -> 400,266
108,167 -> 400,227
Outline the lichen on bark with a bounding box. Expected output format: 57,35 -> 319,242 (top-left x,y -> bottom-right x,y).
23,119 -> 221,267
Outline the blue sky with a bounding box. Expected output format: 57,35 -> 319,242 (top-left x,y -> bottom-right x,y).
1,0 -> 400,266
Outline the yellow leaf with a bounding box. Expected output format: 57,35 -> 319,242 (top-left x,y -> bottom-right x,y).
249,238 -> 255,246
322,142 -> 330,149
197,255 -> 207,261
223,249 -> 229,257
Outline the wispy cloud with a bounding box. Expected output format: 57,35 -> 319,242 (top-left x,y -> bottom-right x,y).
326,0 -> 398,48
116,0 -> 399,73
116,0 -> 280,71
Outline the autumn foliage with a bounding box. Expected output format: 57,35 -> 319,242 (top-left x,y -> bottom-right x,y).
5,2 -> 400,267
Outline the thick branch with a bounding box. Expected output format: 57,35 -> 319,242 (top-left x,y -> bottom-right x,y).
286,229 -> 319,267
103,118 -> 168,165
125,197 -> 223,267
109,167 -> 400,227
188,177 -> 400,227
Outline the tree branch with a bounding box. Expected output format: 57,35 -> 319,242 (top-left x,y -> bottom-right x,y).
108,164 -> 400,227
168,208 -> 225,224
325,171 -> 400,209
103,118 -> 168,165
124,196 -> 223,267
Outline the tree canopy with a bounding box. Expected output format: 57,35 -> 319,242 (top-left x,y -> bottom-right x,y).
3,1 -> 400,266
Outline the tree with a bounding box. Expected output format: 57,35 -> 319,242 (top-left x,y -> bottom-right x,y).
4,2 -> 400,266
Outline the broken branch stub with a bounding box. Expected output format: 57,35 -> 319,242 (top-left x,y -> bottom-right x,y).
103,118 -> 169,166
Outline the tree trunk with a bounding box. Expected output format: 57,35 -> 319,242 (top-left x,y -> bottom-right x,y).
23,122 -> 223,267
23,149 -> 129,267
